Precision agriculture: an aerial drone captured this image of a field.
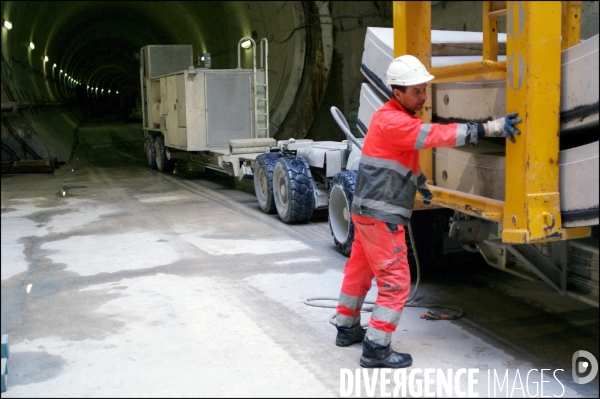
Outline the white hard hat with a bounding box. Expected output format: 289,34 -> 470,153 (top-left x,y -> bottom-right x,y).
386,55 -> 434,87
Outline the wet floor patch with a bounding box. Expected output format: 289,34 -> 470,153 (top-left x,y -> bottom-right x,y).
2,218 -> 49,280
3,274 -> 333,397
180,234 -> 310,256
41,232 -> 180,276
1,198 -> 121,280
7,350 -> 67,386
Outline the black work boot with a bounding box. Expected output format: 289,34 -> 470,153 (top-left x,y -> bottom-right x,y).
336,323 -> 366,347
360,337 -> 413,368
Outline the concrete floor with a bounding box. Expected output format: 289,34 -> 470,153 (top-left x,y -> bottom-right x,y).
1,118 -> 598,397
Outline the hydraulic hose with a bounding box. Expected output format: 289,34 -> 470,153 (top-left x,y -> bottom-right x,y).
304,221 -> 465,327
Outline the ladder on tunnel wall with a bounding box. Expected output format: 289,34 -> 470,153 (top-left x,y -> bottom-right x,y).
237,37 -> 269,139
394,0 -> 591,244
256,38 -> 269,139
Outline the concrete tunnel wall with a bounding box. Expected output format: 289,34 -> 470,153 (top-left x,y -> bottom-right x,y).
1,1 -> 336,164
2,1 -> 598,165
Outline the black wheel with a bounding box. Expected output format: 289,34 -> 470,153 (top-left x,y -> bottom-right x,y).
328,170 -> 357,256
254,152 -> 283,214
154,135 -> 175,173
145,134 -> 157,170
273,156 -> 315,223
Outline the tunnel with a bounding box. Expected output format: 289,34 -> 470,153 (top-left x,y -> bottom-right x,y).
1,1 -> 335,165
1,1 -> 597,169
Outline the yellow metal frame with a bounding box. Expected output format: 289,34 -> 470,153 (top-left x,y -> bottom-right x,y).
504,1 -> 563,243
393,1 -> 433,184
428,60 -> 506,84
561,1 -> 582,50
395,1 -> 591,242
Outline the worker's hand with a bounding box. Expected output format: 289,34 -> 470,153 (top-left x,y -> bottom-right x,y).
487,111 -> 522,143
417,184 -> 433,205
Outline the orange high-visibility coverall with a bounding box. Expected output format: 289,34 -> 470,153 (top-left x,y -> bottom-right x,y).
336,98 -> 478,345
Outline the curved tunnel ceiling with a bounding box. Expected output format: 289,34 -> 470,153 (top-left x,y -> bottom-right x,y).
1,1 -> 333,139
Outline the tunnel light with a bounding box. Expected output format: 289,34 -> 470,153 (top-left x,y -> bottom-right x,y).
241,40 -> 252,49
108,89 -> 111,94
116,91 -> 119,94
29,42 -> 35,50
53,63 -> 57,68
3,20 -> 12,30
60,69 -> 63,73
43,55 -> 48,62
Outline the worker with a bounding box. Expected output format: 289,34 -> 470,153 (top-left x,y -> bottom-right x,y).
334,54 -> 521,368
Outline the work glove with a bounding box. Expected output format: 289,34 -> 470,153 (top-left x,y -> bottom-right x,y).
417,183 -> 433,205
487,111 -> 522,143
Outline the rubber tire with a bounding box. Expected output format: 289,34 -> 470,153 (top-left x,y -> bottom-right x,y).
273,156 -> 315,223
254,152 -> 283,214
145,134 -> 157,170
328,170 -> 357,257
154,135 -> 175,173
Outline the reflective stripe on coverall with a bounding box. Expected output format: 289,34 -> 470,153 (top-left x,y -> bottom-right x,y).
352,99 -> 476,226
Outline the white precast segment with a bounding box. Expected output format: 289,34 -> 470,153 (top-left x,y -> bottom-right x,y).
361,28 -> 599,130
560,141 -> 600,227
433,141 -> 506,201
361,28 -> 508,96
560,34 -> 600,131
357,82 -> 386,134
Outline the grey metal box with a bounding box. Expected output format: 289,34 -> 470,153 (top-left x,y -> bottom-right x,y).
160,69 -> 254,151
144,45 -> 193,79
